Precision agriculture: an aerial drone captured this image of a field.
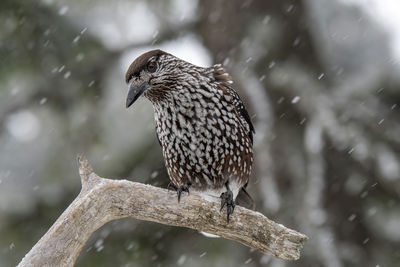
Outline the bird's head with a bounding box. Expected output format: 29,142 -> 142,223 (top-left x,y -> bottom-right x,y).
125,49 -> 181,108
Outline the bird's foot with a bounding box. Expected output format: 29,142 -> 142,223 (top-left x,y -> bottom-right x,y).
220,187 -> 235,223
168,182 -> 191,202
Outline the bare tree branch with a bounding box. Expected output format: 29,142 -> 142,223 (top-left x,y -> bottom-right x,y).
18,156 -> 308,266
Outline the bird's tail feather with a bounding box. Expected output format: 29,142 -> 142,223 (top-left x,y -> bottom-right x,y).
235,187 -> 255,210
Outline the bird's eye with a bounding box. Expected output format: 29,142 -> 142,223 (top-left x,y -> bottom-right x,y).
147,62 -> 157,73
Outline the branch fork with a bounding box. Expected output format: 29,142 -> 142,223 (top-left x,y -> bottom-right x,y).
18,156 -> 308,266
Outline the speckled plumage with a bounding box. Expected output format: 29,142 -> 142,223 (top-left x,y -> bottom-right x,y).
125,50 -> 255,215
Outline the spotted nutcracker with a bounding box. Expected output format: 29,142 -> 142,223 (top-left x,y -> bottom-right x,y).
125,49 -> 255,222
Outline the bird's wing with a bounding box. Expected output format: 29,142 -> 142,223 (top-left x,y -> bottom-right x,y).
213,64 -> 255,144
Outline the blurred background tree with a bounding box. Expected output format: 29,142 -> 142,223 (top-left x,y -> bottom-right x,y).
1,0 -> 400,266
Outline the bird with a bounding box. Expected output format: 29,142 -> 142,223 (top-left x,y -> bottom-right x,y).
125,49 -> 255,222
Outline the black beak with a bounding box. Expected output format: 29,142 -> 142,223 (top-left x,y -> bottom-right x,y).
126,81 -> 149,108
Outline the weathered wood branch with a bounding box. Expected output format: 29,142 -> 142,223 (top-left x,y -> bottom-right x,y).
18,156 -> 308,266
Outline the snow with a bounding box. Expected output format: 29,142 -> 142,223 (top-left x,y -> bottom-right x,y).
348,214 -> 356,221
2,0 -> 399,265
150,171 -> 159,179
58,65 -> 65,72
268,61 -> 275,69
262,15 -> 271,25
63,71 -> 71,79
286,4 -> 294,13
291,96 -> 300,104
58,6 -> 69,16
94,238 -> 104,252
75,53 -> 84,62
177,255 -> 186,265
72,35 -> 80,43
39,98 -> 48,105
126,241 -> 136,251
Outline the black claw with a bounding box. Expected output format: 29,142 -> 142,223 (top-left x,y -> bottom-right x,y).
170,182 -> 191,203
228,205 -> 235,222
220,197 -> 226,212
220,185 -> 235,223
